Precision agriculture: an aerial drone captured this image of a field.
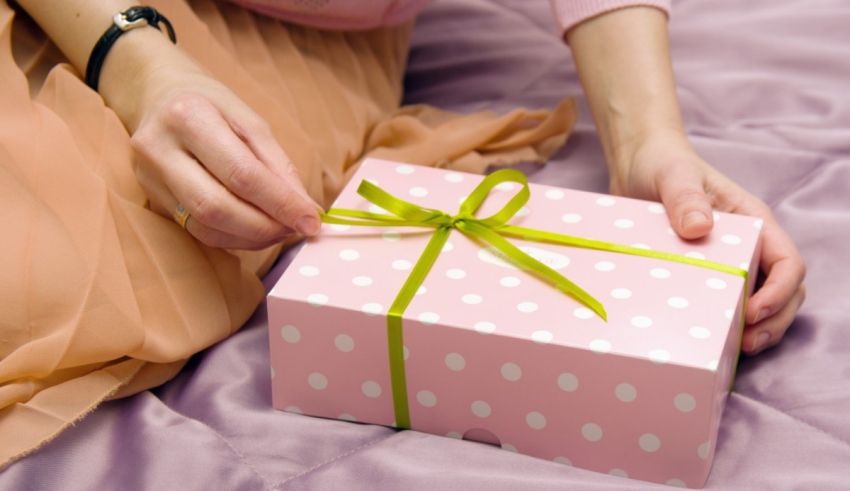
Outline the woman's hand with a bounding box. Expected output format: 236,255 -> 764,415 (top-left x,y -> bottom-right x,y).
614,132 -> 806,355
110,32 -> 321,250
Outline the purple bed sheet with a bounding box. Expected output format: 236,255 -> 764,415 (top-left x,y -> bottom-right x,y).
4,0 -> 849,489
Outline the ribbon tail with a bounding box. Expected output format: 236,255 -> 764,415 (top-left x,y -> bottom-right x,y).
459,221 -> 607,321
387,226 -> 453,429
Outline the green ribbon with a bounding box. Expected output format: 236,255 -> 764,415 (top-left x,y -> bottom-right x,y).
320,168 -> 748,429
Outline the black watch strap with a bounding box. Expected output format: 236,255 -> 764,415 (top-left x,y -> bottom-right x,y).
85,6 -> 176,92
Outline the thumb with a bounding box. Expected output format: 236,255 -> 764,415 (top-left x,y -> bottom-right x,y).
657,165 -> 714,240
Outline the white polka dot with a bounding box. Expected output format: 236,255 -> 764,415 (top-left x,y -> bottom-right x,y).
650,268 -> 671,279
609,469 -> 629,478
284,405 -> 302,414
689,326 -> 711,339
724,309 -> 735,320
329,224 -> 351,231
416,286 -> 427,296
501,443 -> 517,453
403,345 -> 410,360
595,261 -> 616,272
596,196 -> 616,207
446,431 -> 462,439
526,411 -> 547,430
610,288 -> 632,300
307,293 -> 329,306
589,339 -> 612,353
754,219 -> 764,229
461,293 -> 483,305
392,259 -> 412,270
516,206 -> 531,217
545,189 -> 565,200
396,164 -> 415,174
339,413 -> 357,422
444,352 -> 466,371
615,383 -> 637,402
686,251 -> 706,259
639,433 -> 661,452
721,234 -> 742,245
500,276 -> 521,287
361,303 -> 383,315
352,276 -> 373,287
382,231 -> 401,242
630,316 -> 653,328
457,195 -> 468,204
706,278 -> 727,290
553,456 -> 572,466
308,372 -> 328,390
667,227 -> 677,236
368,204 -> 388,214
713,211 -> 722,222
339,249 -> 360,261
614,218 -> 635,229
446,268 -> 467,279
501,362 -> 522,381
517,301 -> 539,313
473,321 -> 496,334
299,265 -> 320,277
335,334 -> 355,352
557,372 -> 579,392
444,172 -> 464,183
581,423 -> 603,441
707,359 -> 719,371
442,241 -> 455,252
739,262 -> 751,270
280,324 -> 301,343
667,296 -> 689,309
697,441 -> 710,460
649,349 -> 671,364
416,390 -> 437,407
674,393 -> 697,412
666,478 -> 687,488
630,243 -> 652,250
495,182 -> 515,192
561,213 -> 583,224
418,312 -> 440,324
531,330 -> 553,344
364,178 -> 380,186
573,307 -> 595,319
648,203 -> 665,214
361,380 -> 382,398
409,186 -> 429,198
471,400 -> 492,417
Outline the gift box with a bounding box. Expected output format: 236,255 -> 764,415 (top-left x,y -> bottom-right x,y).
267,158 -> 761,488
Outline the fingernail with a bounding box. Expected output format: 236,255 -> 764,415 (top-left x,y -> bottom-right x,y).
682,211 -> 708,230
296,215 -> 320,236
753,308 -> 769,324
751,331 -> 771,352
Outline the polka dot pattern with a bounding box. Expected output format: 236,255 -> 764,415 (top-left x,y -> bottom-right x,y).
270,161 -> 763,487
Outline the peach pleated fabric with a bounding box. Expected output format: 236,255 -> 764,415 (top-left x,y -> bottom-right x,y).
0,0 -> 575,467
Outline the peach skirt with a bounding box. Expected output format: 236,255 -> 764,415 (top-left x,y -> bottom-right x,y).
0,0 -> 575,467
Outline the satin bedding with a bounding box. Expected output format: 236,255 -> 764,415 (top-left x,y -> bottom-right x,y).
3,0 -> 849,489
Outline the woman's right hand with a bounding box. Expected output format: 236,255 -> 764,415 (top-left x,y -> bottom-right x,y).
104,28 -> 321,250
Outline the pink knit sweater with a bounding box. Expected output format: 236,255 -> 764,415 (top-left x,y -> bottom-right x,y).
229,0 -> 670,32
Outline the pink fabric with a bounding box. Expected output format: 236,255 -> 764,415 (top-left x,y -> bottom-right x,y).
227,0 -> 670,31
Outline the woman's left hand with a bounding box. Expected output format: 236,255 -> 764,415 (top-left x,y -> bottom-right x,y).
612,131 -> 806,355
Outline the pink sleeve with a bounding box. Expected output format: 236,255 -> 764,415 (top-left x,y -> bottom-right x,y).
549,0 -> 671,33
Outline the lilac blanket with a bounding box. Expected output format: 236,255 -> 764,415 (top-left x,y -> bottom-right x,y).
4,0 -> 849,489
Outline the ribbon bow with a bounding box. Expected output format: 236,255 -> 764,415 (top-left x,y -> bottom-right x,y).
320,168 -> 747,428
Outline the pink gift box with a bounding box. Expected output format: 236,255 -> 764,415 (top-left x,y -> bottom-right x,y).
267,158 -> 762,488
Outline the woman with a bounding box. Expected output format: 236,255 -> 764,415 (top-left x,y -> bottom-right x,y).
0,0 -> 804,467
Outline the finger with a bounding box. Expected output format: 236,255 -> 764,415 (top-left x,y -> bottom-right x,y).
135,140 -> 294,245
655,163 -> 715,240
168,96 -> 321,236
139,169 -> 283,250
743,217 -> 806,325
741,285 -> 806,355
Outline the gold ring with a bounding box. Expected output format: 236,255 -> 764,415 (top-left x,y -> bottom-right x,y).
173,203 -> 191,229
